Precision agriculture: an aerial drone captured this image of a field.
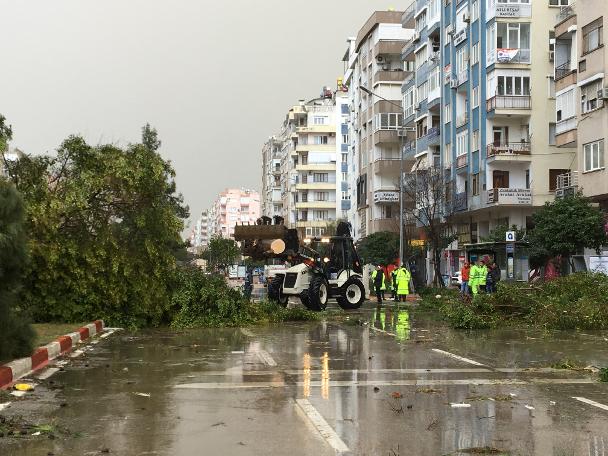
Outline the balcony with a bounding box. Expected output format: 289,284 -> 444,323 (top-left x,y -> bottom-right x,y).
456,113 -> 469,128
374,129 -> 400,145
486,95 -> 531,114
373,70 -> 406,85
457,69 -> 468,86
555,3 -> 576,26
456,154 -> 468,170
295,163 -> 335,172
401,38 -> 416,60
373,151 -> 401,174
375,40 -> 405,57
487,188 -> 532,205
426,126 -> 440,145
401,2 -> 415,28
296,125 -> 335,134
556,171 -> 579,198
295,144 -> 335,152
486,142 -> 532,160
295,182 -> 336,191
488,48 -> 531,65
295,201 -> 336,210
452,192 -> 468,213
370,218 -> 399,233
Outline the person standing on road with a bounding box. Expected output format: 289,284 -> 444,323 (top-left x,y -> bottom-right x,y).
380,267 -> 387,300
479,259 -> 488,294
391,269 -> 398,302
371,265 -> 385,304
469,259 -> 482,296
395,264 -> 411,302
460,262 -> 471,295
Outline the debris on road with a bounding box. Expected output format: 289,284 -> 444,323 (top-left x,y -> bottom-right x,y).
391,392 -> 403,399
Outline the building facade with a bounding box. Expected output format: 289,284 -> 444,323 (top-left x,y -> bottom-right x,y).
553,1 -> 607,212
342,10 -> 414,240
402,0 -> 580,279
261,89 -> 350,238
191,210 -> 210,249
208,188 -> 261,239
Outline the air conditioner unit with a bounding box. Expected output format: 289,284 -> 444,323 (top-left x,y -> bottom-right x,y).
598,88 -> 608,100
446,24 -> 454,35
413,32 -> 420,42
450,78 -> 459,89
376,56 -> 384,63
463,11 -> 470,23
549,50 -> 555,62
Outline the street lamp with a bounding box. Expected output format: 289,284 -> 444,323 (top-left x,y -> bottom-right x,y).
358,86 -> 406,266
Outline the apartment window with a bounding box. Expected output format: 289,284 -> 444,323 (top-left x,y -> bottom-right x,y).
444,103 -> 451,123
471,1 -> 479,22
375,113 -> 403,131
582,18 -> 603,54
456,47 -> 468,75
556,88 -> 576,121
314,210 -> 329,220
471,43 -> 480,65
316,191 -> 329,201
404,87 -> 416,118
342,134 -> 348,144
549,123 -> 556,145
342,172 -> 347,181
416,10 -> 427,32
314,135 -> 329,144
472,173 -> 480,196
341,153 -> 348,163
301,191 -> 308,202
549,0 -> 569,5
472,130 -> 480,151
444,143 -> 452,166
581,79 -> 604,113
472,86 -> 480,108
415,45 -> 428,70
417,81 -> 429,102
341,191 -> 350,200
429,66 -> 441,93
497,75 -> 530,96
313,173 -> 329,182
456,131 -> 469,157
549,169 -> 569,191
341,104 -> 349,115
584,140 -> 605,172
313,116 -> 327,125
525,170 -> 530,189
496,23 -> 531,61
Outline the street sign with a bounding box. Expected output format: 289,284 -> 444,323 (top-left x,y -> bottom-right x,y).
505,231 -> 516,242
506,243 -> 515,253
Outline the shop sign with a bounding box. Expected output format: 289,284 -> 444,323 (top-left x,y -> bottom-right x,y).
374,191 -> 399,203
498,188 -> 532,205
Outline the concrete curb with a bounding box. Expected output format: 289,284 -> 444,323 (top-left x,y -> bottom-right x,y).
0,320 -> 105,389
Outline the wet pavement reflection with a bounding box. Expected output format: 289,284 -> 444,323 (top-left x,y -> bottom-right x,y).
1,302 -> 607,455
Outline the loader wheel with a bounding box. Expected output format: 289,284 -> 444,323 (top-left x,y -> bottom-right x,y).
299,292 -> 311,309
268,275 -> 288,308
307,275 -> 329,311
336,277 -> 365,310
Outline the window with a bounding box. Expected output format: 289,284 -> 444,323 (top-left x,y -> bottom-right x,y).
456,47 -> 468,75
582,18 -> 603,54
496,23 -> 531,62
549,123 -> 556,145
416,10 -> 427,32
497,75 -> 530,96
549,169 -> 569,191
341,191 -> 350,200
404,87 -> 416,118
314,210 -> 329,220
444,143 -> 452,166
341,104 -> 349,115
549,0 -> 569,5
313,173 -> 328,182
342,172 -> 347,181
313,116 -> 327,125
471,1 -> 479,22
341,153 -> 348,163
456,131 -> 469,157
471,43 -> 479,65
444,103 -> 451,123
525,169 -> 530,189
472,173 -> 480,196
581,79 -> 604,113
584,140 -> 605,172
417,81 -> 429,102
579,59 -> 587,72
429,66 -> 441,93
415,45 -> 428,70
315,191 -> 329,201
472,86 -> 479,108
314,135 -> 329,144
375,113 -> 403,130
472,130 -> 480,151
342,134 -> 348,144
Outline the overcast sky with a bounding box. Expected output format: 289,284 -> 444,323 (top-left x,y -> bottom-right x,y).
2,1 -> 406,232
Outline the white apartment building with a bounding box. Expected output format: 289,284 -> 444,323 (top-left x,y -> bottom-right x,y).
261,136 -> 283,219
342,10 -> 414,241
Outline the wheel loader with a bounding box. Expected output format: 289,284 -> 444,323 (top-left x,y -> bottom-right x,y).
234,218 -> 366,311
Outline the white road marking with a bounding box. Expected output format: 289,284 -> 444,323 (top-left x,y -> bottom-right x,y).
450,403 -> 471,408
172,377 -> 595,390
231,351 -> 245,354
257,350 -> 277,367
295,399 -> 350,454
37,368 -> 60,380
0,402 -> 10,411
573,397 -> 608,411
432,349 -> 485,366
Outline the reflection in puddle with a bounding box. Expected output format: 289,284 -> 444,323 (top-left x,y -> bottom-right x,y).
321,352 -> 330,400
303,353 -> 311,398
373,305 -> 410,341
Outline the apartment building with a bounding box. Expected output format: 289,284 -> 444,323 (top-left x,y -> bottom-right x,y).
191,210 -> 210,249
261,136 -> 283,219
208,188 -> 261,239
261,89 -> 349,238
402,0 -> 577,277
553,1 -> 608,211
342,10 -> 414,240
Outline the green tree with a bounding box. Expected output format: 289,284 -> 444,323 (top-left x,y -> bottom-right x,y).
481,224 -> 527,243
357,231 -> 399,266
528,194 -> 606,271
202,235 -> 240,271
0,178 -> 35,360
7,125 -> 189,327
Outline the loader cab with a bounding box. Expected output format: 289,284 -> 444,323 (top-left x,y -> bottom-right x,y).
305,236 -> 363,280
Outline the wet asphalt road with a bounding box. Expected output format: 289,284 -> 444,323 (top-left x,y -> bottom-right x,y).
1,302 -> 608,456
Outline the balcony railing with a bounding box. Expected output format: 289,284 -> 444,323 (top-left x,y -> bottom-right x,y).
555,3 -> 576,25
457,69 -> 468,85
426,126 -> 440,141
456,154 -> 468,169
556,171 -> 579,198
374,70 -> 407,83
456,113 -> 468,128
555,60 -> 574,80
487,142 -> 531,157
487,188 -> 532,205
486,95 -> 531,111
